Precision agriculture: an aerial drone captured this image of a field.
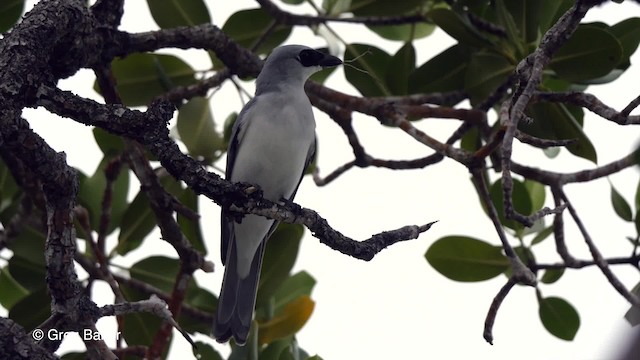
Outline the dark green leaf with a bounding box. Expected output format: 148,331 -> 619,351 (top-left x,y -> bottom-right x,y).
409,44 -> 469,94
385,43 -> 416,95
460,126 -> 482,152
0,267 -> 28,309
223,112 -> 238,147
368,22 -> 435,42
349,0 -> 424,16
489,177 -> 533,231
272,271 -> 316,315
282,0 -> 304,4
541,268 -> 564,284
116,176 -> 183,255
257,224 -> 304,307
9,288 -> 50,332
538,296 -> 580,340
77,154 -> 129,236
495,0 -> 524,56
0,0 -> 24,33
192,341 -> 224,360
177,188 -> 207,253
93,128 -> 125,156
549,26 -> 623,82
427,8 -> 491,48
537,0 -> 573,36
222,9 -> 292,55
344,44 -> 392,97
260,338 -> 292,360
523,102 -> 597,163
147,0 -> 211,29
611,184 -> 633,222
7,255 -> 46,293
94,53 -> 196,106
177,96 -> 224,162
60,353 -> 87,360
464,52 -> 514,106
425,236 -> 509,282
129,256 -> 180,293
609,18 -> 640,62
0,157 -> 19,213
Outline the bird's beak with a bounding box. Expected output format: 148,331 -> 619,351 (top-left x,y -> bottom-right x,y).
318,54 -> 342,68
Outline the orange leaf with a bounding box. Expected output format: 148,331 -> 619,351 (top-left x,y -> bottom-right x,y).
258,295 -> 315,345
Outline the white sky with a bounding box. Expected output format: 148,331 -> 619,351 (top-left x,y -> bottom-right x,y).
3,0 -> 640,359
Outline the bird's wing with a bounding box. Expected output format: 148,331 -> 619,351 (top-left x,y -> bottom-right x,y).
220,98 -> 257,265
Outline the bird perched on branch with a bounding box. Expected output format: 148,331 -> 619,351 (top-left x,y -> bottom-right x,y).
213,45 -> 342,345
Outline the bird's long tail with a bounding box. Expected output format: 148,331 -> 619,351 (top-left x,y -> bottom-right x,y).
213,236 -> 266,345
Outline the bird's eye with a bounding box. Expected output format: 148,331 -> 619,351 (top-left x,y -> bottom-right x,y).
297,49 -> 323,67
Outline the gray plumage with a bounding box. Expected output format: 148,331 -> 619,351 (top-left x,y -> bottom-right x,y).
213,45 -> 342,345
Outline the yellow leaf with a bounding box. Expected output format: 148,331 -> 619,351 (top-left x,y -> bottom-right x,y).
258,295 -> 315,345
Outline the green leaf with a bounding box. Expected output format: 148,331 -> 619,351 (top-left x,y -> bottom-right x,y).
7,255 -> 46,293
489,177 -> 533,232
464,52 -> 514,106
177,96 -> 224,163
147,0 -> 211,29
94,53 -> 196,107
177,188 -> 207,254
93,128 -> 125,156
192,341 -> 224,360
524,179 -> 546,212
77,154 -> 129,236
257,224 -> 304,307
368,22 -> 435,42
222,9 -> 292,55
0,267 -> 28,309
0,0 -> 24,33
9,288 -> 51,332
130,256 -> 180,292
258,296 -> 315,345
323,0 -> 351,15
409,44 -> 469,94
537,0 -> 573,36
180,285 -> 217,334
540,268 -> 564,284
530,225 -> 554,246
538,296 -> 580,340
611,184 -> 633,222
624,282 -> 640,326
609,18 -> 640,63
425,236 -> 509,282
344,44 -> 392,97
116,192 -> 157,255
272,271 -> 316,315
385,43 -> 416,95
349,0 -> 424,16
549,26 -> 623,82
260,339 -> 289,359
495,0 -> 524,56
116,176 -> 183,255
523,102 -> 597,163
427,8 -> 491,48
0,157 -> 19,213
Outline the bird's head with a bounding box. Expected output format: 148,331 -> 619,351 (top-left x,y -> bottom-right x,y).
256,45 -> 342,92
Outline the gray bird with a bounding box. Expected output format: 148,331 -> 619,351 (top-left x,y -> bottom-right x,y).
213,45 -> 342,345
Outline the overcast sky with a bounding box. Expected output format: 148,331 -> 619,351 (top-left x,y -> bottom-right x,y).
4,1 -> 640,359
